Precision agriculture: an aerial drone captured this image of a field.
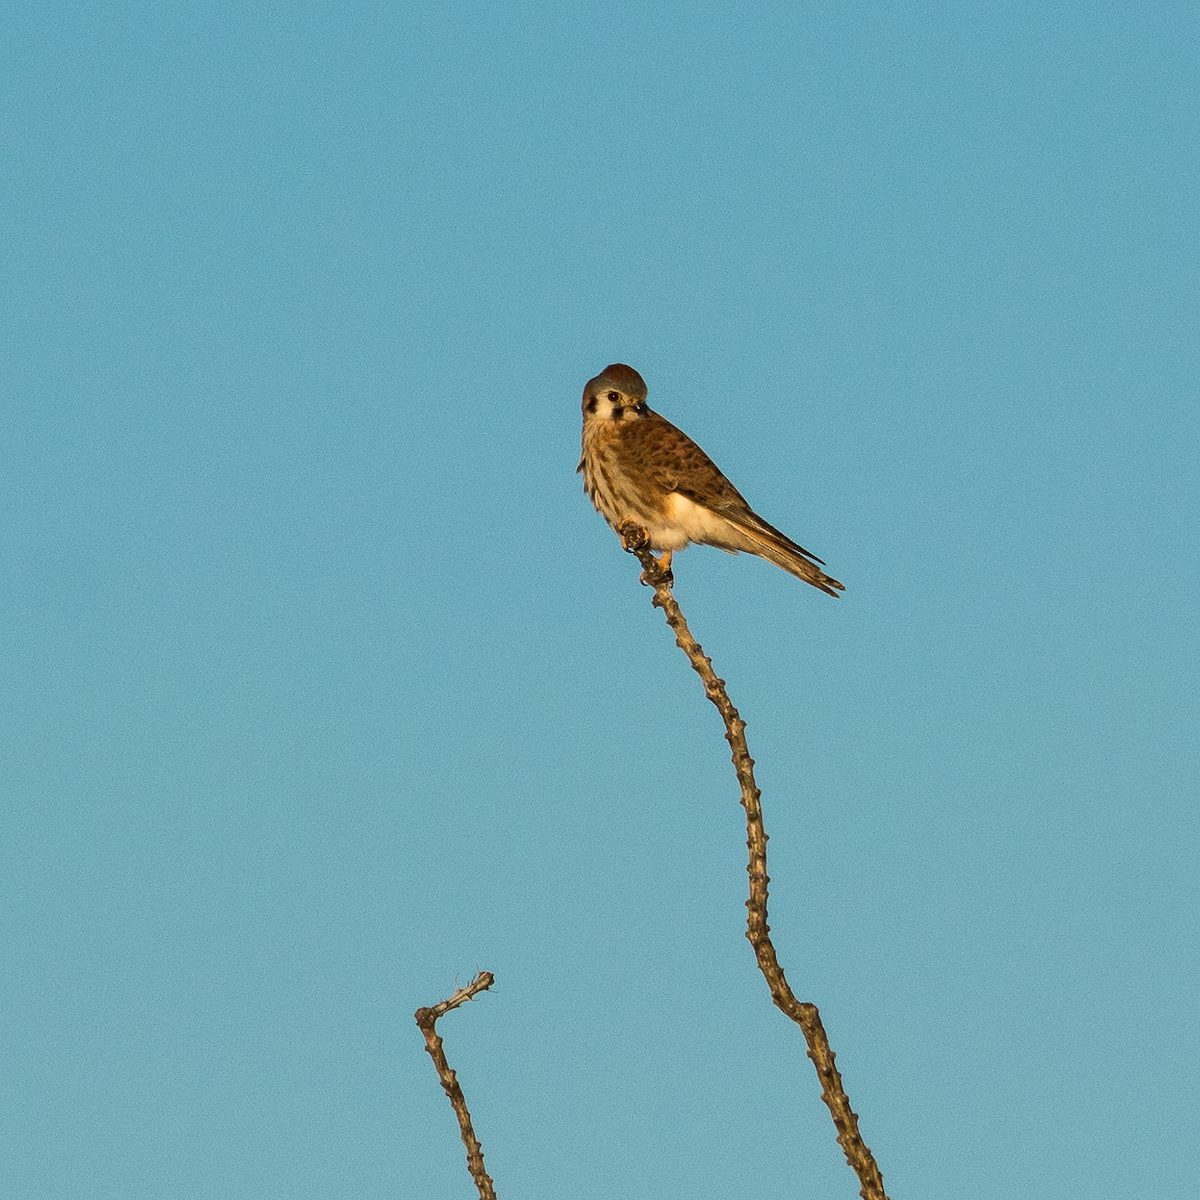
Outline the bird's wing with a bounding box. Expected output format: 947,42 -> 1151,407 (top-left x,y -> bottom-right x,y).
634,412 -> 750,507
640,413 -> 827,567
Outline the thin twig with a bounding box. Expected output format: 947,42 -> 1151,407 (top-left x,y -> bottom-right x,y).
617,522 -> 888,1200
415,972 -> 498,1200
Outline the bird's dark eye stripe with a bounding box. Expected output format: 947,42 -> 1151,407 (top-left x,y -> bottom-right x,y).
585,395 -> 598,413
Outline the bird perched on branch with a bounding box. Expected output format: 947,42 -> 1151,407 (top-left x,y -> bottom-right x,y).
578,363 -> 843,597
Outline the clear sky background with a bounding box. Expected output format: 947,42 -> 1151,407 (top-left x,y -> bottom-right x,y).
3,4 -> 1197,1198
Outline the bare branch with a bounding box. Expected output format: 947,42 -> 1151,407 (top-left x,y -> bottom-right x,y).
415,972 -> 498,1200
617,522 -> 888,1200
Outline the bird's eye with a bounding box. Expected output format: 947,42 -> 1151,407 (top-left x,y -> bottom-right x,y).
607,391 -> 620,402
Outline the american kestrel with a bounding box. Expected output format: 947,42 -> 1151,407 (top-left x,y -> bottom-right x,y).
578,363 -> 844,597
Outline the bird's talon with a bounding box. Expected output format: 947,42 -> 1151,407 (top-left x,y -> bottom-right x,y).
639,560 -> 673,588
617,521 -> 650,555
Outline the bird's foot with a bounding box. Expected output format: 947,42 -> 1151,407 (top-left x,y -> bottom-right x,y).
639,559 -> 673,587
647,549 -> 674,587
617,520 -> 649,555
617,523 -> 674,587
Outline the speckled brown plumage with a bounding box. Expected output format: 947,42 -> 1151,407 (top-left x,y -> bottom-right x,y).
579,363 -> 844,597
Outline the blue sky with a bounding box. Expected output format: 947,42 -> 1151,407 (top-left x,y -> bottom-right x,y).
3,3 -> 1197,1197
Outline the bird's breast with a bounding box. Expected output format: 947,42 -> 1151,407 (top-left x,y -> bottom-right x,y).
581,417 -> 675,535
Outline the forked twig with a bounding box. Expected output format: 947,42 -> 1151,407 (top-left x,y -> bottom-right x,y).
617,522 -> 888,1200
415,972 -> 497,1200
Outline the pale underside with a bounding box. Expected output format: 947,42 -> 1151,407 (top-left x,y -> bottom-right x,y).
645,491 -> 740,553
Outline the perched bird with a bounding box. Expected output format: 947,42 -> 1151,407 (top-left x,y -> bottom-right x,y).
578,363 -> 843,597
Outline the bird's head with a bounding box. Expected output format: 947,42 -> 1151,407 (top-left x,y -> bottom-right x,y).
582,363 -> 649,422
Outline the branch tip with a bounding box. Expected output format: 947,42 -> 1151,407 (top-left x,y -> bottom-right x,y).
415,971 -> 498,1200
